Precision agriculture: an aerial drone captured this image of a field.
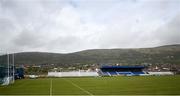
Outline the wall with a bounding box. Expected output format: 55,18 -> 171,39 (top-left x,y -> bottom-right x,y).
48,71 -> 99,77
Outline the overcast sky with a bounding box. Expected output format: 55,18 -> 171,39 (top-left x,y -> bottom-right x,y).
0,0 -> 180,53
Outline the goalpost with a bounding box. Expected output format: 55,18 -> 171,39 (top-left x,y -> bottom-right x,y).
0,51 -> 15,85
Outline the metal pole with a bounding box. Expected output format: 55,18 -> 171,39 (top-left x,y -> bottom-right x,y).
12,53 -> 15,83
7,53 -> 9,84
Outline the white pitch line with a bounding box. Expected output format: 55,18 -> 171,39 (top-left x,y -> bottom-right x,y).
50,79 -> 52,96
63,79 -> 94,96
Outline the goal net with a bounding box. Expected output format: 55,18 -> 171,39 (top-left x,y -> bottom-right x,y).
0,52 -> 15,85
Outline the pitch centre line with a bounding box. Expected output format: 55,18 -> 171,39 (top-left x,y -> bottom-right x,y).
63,79 -> 94,96
50,78 -> 52,96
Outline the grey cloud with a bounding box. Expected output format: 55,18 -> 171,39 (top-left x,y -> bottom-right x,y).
0,0 -> 180,53
154,14 -> 180,45
46,35 -> 83,52
13,30 -> 46,48
0,18 -> 17,47
0,18 -> 15,34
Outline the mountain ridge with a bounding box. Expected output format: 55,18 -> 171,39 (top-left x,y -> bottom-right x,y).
7,44 -> 180,66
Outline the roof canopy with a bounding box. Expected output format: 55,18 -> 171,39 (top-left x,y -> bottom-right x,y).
100,66 -> 145,69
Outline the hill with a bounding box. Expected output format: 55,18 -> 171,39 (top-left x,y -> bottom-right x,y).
11,44 -> 180,66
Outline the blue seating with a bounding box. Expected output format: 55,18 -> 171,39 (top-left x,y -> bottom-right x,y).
132,72 -> 145,75
117,72 -> 132,75
100,66 -> 145,76
108,72 -> 117,75
102,72 -> 109,75
102,71 -> 145,76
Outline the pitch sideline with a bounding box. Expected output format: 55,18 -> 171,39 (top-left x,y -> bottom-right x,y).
63,78 -> 94,96
50,79 -> 52,96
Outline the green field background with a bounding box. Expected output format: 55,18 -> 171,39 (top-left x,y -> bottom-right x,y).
0,76 -> 180,95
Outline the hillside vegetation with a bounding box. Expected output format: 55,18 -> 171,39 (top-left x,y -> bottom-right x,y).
11,44 -> 180,66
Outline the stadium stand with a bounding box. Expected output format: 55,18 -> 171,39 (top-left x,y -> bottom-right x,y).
15,67 -> 24,79
99,66 -> 145,76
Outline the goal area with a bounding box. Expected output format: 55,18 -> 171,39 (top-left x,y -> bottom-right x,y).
0,52 -> 15,85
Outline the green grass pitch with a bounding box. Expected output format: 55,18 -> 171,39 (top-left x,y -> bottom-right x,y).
0,76 -> 180,95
